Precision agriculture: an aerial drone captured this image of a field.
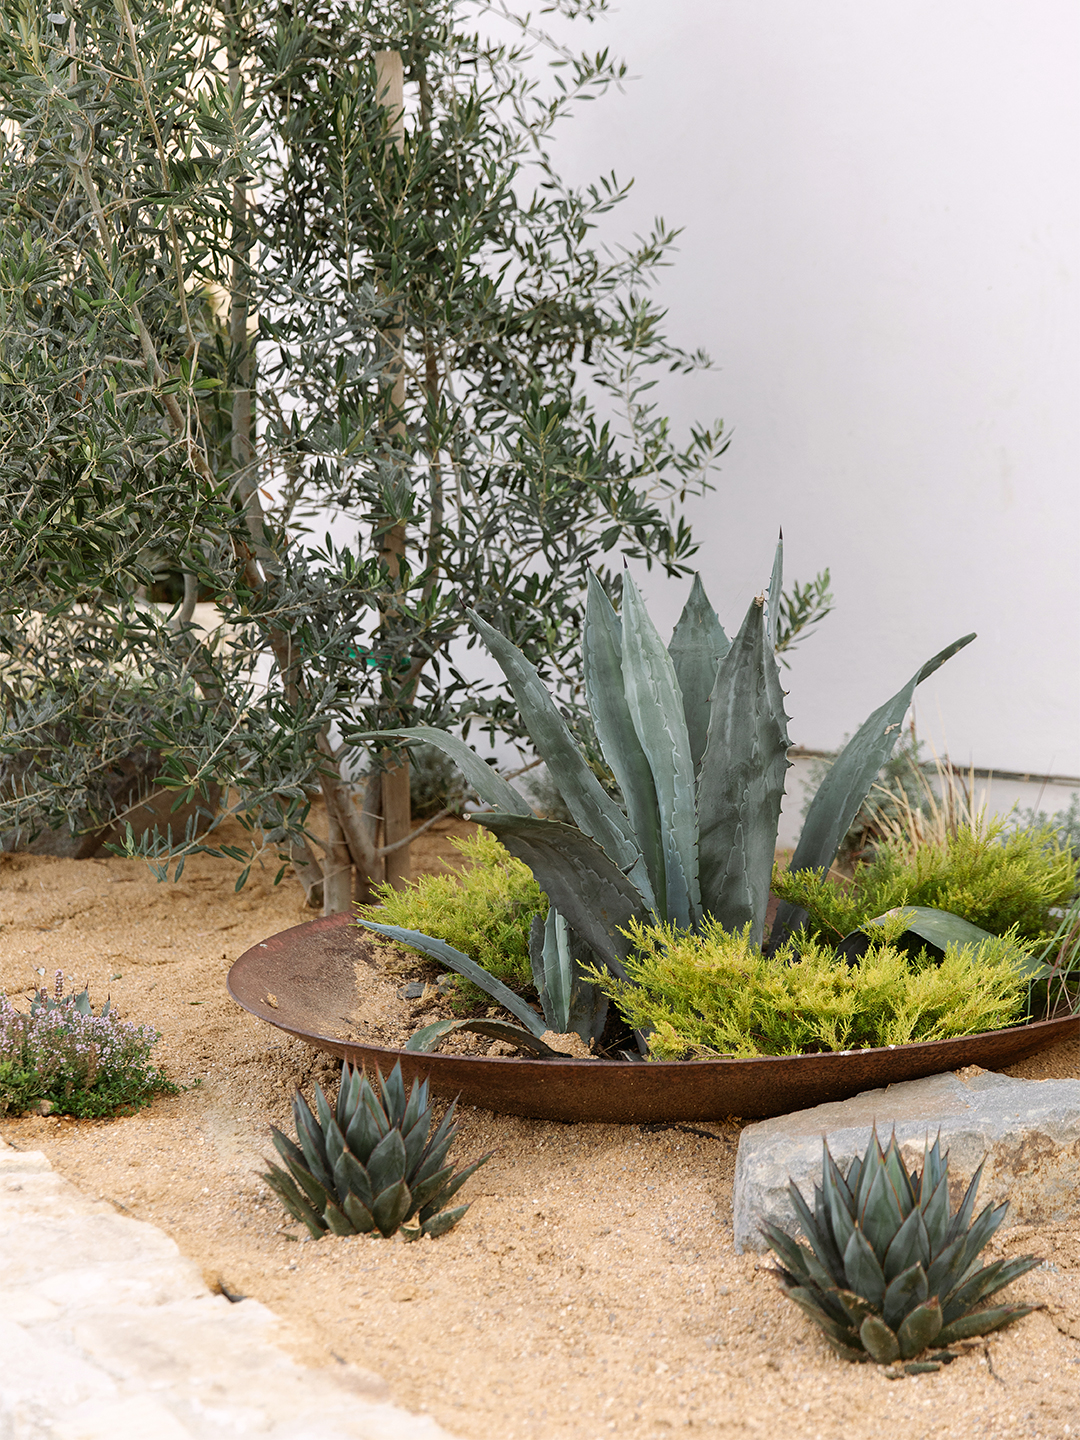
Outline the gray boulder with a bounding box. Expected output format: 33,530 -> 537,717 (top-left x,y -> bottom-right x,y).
733,1067 -> 1080,1253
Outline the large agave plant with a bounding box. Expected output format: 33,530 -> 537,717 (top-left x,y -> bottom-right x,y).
263,1061 -> 490,1240
763,1131 -> 1040,1371
354,540 -> 974,1045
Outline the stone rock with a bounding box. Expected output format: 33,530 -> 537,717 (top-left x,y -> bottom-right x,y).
732,1068 -> 1080,1253
0,1136 -> 454,1438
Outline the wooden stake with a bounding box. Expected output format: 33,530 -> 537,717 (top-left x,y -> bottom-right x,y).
322,804 -> 353,916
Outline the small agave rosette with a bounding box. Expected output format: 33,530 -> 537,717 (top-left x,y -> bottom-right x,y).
263,1061 -> 490,1241
762,1129 -> 1040,1369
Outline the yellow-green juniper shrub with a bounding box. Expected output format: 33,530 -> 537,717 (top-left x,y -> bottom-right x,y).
584,913 -> 1028,1060
771,821 -> 1077,949
357,830 -> 545,994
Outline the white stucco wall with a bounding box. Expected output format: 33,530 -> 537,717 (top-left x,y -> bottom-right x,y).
536,0 -> 1079,777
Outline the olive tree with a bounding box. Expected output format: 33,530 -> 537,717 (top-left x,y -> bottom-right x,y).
0,0 -> 828,908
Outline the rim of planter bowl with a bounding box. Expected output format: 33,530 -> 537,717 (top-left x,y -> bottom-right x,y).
227,910 -> 1079,1124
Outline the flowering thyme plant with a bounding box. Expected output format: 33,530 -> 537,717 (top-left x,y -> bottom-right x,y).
0,972 -> 177,1118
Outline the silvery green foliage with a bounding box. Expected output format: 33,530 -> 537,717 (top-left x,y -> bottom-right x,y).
357,543 -> 973,1033
0,0 -> 727,894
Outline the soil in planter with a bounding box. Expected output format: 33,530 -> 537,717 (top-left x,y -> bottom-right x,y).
2,813 -> 1079,1440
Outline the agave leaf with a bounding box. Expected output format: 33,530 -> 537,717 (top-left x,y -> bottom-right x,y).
378,1064 -> 407,1126
620,575 -> 700,928
765,532 -> 784,651
784,1285 -> 862,1348
529,911 -> 609,1046
835,1289 -> 876,1328
366,1127 -> 407,1199
951,1199 -> 1009,1279
566,952 -> 610,1048
789,1181 -> 845,1280
845,1152 -> 864,1196
323,1196 -> 356,1237
421,1204 -> 470,1238
334,1148 -> 374,1210
348,725 -> 532,817
479,812 -> 647,978
896,1299 -> 943,1359
409,1162 -> 456,1213
293,1094 -> 335,1190
943,1161 -> 985,1248
344,1088 -> 387,1164
853,1130 -> 885,1221
882,1262 -> 930,1332
412,1142 -> 457,1192
761,1223 -> 815,1285
401,1112 -> 433,1175
417,1152 -> 492,1223
940,1257 -> 1005,1319
920,1173 -> 952,1255
823,1336 -> 872,1364
924,1232 -> 969,1300
801,1244 -> 848,1301
821,1156 -> 856,1261
272,1146 -> 334,1216
976,1254 -> 1042,1299
271,1126 -> 312,1180
882,1205 -> 931,1283
869,907 -> 1001,957
360,1081 -> 391,1140
323,1116 -> 347,1176
667,572 -> 730,777
769,632 -> 976,948
313,1083 -> 336,1141
921,1134 -> 946,1200
406,1017 -> 566,1057
263,1163 -> 327,1239
355,918 -> 547,1037
584,573 -> 665,911
697,595 -> 791,946
335,1065 -> 363,1135
371,1178 -> 413,1237
944,1255 -> 1042,1319
882,1133 -> 917,1217
941,1254 -> 1041,1324
399,1075 -> 428,1146
413,1104 -> 460,1184
532,907 -> 573,1033
822,1142 -> 855,1208
342,1191 -> 377,1233
466,609 -> 643,878
859,1314 -> 901,1365
860,1162 -> 905,1262
843,1228 -> 887,1308
937,1305 -> 1039,1346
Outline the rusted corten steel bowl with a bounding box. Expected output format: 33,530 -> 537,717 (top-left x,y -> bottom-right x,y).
227,910 -> 1079,1124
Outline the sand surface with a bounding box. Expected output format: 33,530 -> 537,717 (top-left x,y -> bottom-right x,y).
1,821 -> 1078,1439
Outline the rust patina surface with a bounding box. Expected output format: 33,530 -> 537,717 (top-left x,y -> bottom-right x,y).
227,911 -> 1079,1123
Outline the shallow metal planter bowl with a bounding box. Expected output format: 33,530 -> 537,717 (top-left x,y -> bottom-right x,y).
228,912 -> 1078,1124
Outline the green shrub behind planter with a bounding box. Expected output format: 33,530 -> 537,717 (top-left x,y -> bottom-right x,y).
772,821 -> 1078,950
357,831 -> 545,992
